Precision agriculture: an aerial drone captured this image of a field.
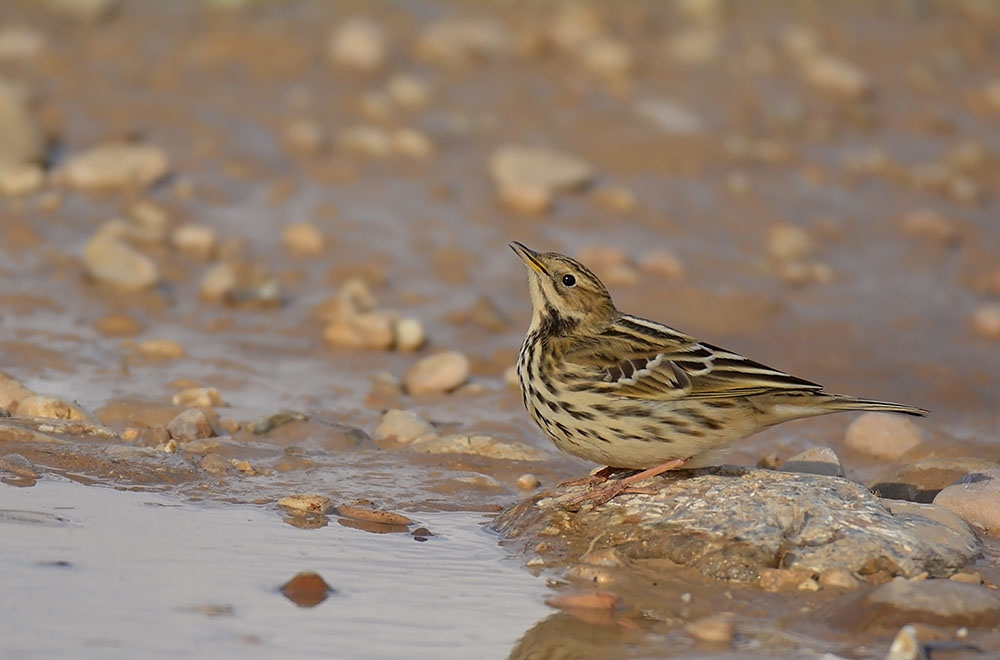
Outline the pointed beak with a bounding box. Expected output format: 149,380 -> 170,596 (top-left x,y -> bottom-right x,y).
510,242 -> 548,276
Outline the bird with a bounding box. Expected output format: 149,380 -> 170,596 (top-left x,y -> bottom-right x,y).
510,242 -> 928,508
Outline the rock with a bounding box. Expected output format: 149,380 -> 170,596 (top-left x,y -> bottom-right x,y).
665,28 -> 720,64
284,119 -> 327,154
579,37 -> 633,78
883,500 -> 974,540
172,387 -> 223,408
767,223 -> 814,261
494,468 -> 981,583
337,125 -> 391,156
373,409 -> 435,446
415,18 -> 509,66
934,468 -> 1000,534
170,223 -> 216,259
800,53 -> 872,99
137,425 -> 170,448
281,571 -> 334,607
885,625 -> 927,660
685,615 -> 735,645
780,447 -> 845,478
0,371 -> 35,412
327,18 -> 387,71
278,494 -> 333,515
517,474 -> 541,490
498,182 -> 551,215
819,567 -> 862,590
971,304 -> 1000,340
95,314 -> 143,337
55,143 -> 169,190
385,74 -> 429,108
403,351 -> 470,394
489,146 -> 593,197
844,413 -> 924,460
199,453 -> 232,475
393,318 -> 425,352
635,98 -> 705,135
759,568 -> 820,592
16,395 -> 93,422
282,222 -> 325,256
636,250 -> 685,280
0,453 -> 39,479
0,164 -> 44,196
136,339 -> 186,360
199,262 -> 237,301
323,312 -> 395,350
590,186 -> 637,213
166,408 -> 214,442
391,128 -> 434,158
0,25 -> 45,60
82,231 -> 159,290
0,78 -> 44,169
244,410 -> 308,435
871,457 -> 1000,503
413,434 -> 549,461
899,209 -> 961,246
830,579 -> 1000,629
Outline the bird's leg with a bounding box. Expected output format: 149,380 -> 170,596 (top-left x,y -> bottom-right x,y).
558,466 -> 627,489
565,458 -> 690,510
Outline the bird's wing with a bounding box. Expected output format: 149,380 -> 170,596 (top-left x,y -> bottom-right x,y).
564,315 -> 822,401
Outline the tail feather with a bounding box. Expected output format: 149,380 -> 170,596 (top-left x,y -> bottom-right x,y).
821,395 -> 928,417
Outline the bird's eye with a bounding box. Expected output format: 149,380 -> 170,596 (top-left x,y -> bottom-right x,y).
561,274 -> 577,287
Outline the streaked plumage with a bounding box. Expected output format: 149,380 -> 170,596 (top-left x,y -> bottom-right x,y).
510,242 -> 927,503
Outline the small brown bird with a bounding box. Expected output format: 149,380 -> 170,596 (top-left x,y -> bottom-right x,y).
511,242 -> 927,507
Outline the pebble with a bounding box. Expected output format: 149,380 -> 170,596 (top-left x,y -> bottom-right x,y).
391,128 -> 434,158
452,474 -> 504,490
818,567 -> 862,590
166,408 -> 214,442
281,571 -> 334,608
767,223 -> 814,261
0,25 -> 45,60
282,222 -> 325,256
832,579 -> 1000,629
172,387 -> 223,408
580,36 -> 633,78
591,185 -> 637,213
800,53 -> 872,99
0,163 -> 45,196
335,502 -> 412,527
0,371 -> 35,412
516,473 -> 541,490
54,143 -> 169,190
899,209 -> 961,245
199,453 -> 232,475
278,494 -> 333,515
403,351 -> 470,394
871,457 -> 1000,503
844,413 -> 924,460
635,98 -> 705,135
971,304 -> 1000,340
171,223 -> 216,259
323,312 -> 395,350
0,78 -> 45,168
385,74 -> 430,109
780,447 -> 845,478
933,468 -> 1000,534
415,18 -> 509,67
137,425 -> 170,448
0,453 -> 39,479
393,318 -> 425,352
244,410 -> 307,435
128,201 -> 170,241
284,119 -> 327,154
489,145 -> 593,196
373,409 -> 435,446
498,182 -> 551,215
327,18 -> 387,71
83,231 -> 159,290
637,250 -> 685,279
199,262 -> 237,302
16,395 -> 92,422
413,434 -> 549,461
137,339 -> 186,360
337,125 -> 391,157
665,28 -> 720,64
577,245 -> 630,271
759,568 -> 819,592
885,625 -> 927,660
685,615 -> 735,645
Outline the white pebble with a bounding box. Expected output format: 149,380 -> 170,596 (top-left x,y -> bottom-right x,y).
403,351 -> 470,394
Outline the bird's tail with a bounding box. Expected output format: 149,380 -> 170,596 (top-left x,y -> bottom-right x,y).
818,395 -> 928,417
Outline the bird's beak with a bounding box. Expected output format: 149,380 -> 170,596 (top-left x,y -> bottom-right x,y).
510,242 -> 548,276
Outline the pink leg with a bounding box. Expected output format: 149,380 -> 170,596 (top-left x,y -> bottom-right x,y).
565,457 -> 690,510
558,466 -> 627,488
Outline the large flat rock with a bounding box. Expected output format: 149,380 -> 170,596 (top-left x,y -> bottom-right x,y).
494,467 -> 981,582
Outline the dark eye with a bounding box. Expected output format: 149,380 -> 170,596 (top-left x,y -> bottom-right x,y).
561,274 -> 577,287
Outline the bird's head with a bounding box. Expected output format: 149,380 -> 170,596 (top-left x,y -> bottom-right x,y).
510,242 -> 616,336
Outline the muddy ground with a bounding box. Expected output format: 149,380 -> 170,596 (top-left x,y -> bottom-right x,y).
1,1 -> 999,658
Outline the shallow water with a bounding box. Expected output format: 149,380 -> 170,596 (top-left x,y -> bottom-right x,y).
1,478 -> 550,660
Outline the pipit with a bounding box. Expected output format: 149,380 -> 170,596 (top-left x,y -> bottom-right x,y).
511,242 -> 927,508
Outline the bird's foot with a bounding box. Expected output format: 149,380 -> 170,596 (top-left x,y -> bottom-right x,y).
558,466 -> 627,489
561,458 -> 690,512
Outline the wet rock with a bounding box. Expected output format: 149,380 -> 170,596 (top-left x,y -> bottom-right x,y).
137,424 -> 170,448
0,453 -> 39,479
416,18 -> 509,67
335,501 -> 412,527
373,409 -> 435,446
327,18 -> 387,71
517,474 -> 541,490
490,146 -> 593,198
934,468 -> 1000,534
899,209 -> 961,246
780,447 -> 845,478
494,468 -> 980,583
278,494 -> 333,515
54,143 -> 169,190
16,395 -> 94,422
759,568 -> 820,592
0,371 -> 35,412
871,457 -> 1000,503
635,98 -> 705,135
245,410 -> 308,435
819,567 -> 862,590
414,434 -> 549,461
166,408 -> 214,442
886,625 -> 927,660
282,222 -> 325,257
199,453 -> 232,475
498,182 -> 551,215
0,164 -> 44,196
199,262 -> 237,301
767,223 -> 814,261
0,78 -> 44,169
393,318 -> 425,352
844,413 -> 924,460
971,304 -> 1000,340
882,500 -> 974,541
323,312 -> 395,350
136,339 -> 186,360
172,387 -> 223,408
83,231 -> 159,290
281,571 -> 334,608
685,615 -> 735,645
170,223 -> 216,259
403,351 -> 469,394
830,579 -> 1000,629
